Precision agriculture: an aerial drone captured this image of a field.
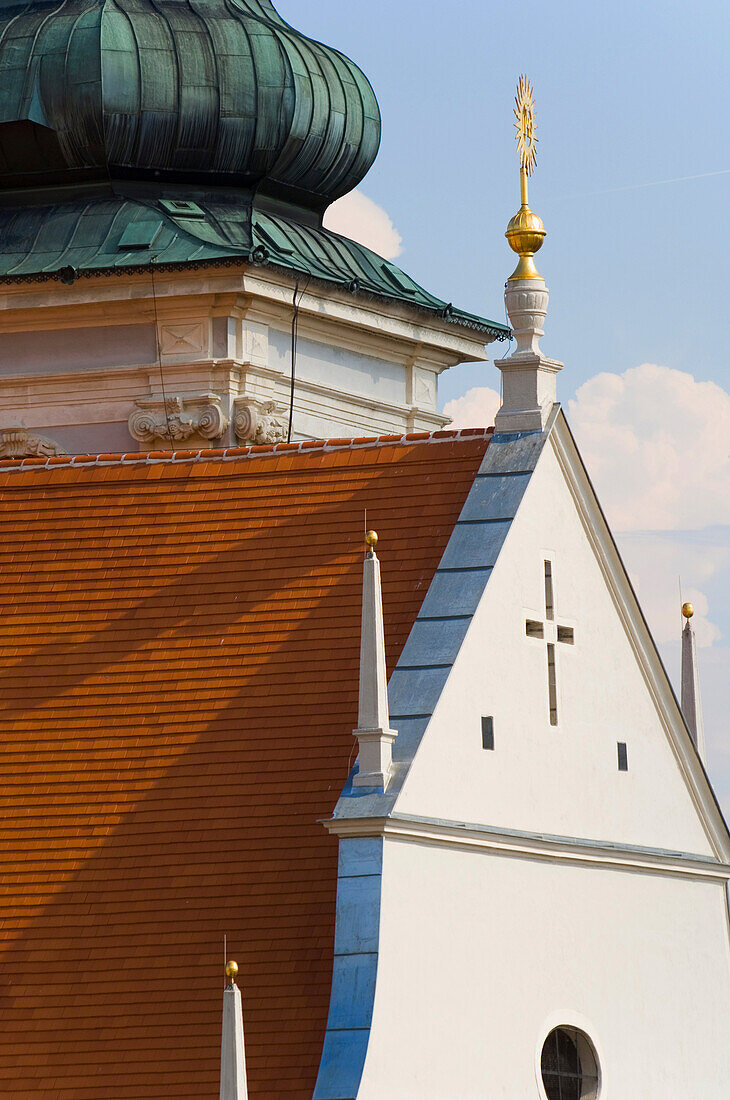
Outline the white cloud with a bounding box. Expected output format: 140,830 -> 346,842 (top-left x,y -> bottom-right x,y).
568,363 -> 730,531
323,190 -> 403,260
442,386 -> 501,430
617,530 -> 728,648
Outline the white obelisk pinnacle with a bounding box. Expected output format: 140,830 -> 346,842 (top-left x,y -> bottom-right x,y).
352,531 -> 397,789
220,961 -> 249,1100
681,603 -> 706,761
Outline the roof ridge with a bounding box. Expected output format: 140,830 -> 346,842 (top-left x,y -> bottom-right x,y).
0,427 -> 493,474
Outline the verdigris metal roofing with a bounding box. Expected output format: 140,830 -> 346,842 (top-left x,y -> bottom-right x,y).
0,0 -> 508,336
0,195 -> 509,337
0,0 -> 380,211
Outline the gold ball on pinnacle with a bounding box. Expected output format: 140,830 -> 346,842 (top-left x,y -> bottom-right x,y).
365,530 -> 378,553
225,960 -> 239,985
682,602 -> 694,620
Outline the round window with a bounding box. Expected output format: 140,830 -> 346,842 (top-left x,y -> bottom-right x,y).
540,1026 -> 600,1100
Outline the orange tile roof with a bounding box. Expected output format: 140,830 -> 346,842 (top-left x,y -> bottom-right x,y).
0,429 -> 490,1099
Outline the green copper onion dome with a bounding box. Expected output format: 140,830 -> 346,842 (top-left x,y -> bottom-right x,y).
0,0 -> 508,337
0,0 -> 381,213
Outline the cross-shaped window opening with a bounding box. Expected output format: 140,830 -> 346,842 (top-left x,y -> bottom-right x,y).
544,560 -> 554,620
547,643 -> 558,725
525,560 -> 574,726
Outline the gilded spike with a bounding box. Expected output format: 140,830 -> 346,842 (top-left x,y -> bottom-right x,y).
506,75 -> 545,281
514,76 -> 538,181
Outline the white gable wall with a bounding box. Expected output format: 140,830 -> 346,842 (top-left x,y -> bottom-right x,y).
325,416 -> 730,1099
357,837 -> 730,1099
395,433 -> 716,856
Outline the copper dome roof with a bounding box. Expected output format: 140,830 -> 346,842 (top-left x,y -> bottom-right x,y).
0,0 -> 381,211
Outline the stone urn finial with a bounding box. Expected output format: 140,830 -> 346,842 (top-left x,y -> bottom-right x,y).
494,77 -> 563,434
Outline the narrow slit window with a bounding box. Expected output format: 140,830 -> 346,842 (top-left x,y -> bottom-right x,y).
547,643 -> 558,725
617,742 -> 628,771
557,625 -> 574,644
525,619 -> 544,638
544,560 -> 555,620
481,716 -> 495,750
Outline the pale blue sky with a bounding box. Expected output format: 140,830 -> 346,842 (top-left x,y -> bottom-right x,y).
281,0 -> 730,396
280,0 -> 730,814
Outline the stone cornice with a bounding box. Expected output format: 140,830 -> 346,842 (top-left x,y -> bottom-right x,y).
323,812 -> 730,883
0,359 -> 450,432
0,267 -> 492,368
238,269 -> 491,368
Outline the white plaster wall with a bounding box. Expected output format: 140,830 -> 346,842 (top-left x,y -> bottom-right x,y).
0,324 -> 157,373
40,421 -> 134,454
0,267 -> 488,453
268,329 -> 408,408
358,838 -> 730,1099
0,323 -> 436,450
397,441 -> 715,856
289,398 -> 409,443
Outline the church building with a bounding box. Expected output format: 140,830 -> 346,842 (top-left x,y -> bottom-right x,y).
0,4 -> 727,1099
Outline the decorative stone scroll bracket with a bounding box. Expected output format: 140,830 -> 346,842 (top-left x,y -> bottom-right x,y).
129,394 -> 229,445
0,427 -> 67,457
233,398 -> 287,446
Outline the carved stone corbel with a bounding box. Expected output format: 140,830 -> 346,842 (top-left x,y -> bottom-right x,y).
129,394 -> 229,445
0,428 -> 67,457
233,398 -> 287,446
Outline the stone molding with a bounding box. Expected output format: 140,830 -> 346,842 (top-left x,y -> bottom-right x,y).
128,393 -> 228,444
324,812 -> 729,882
0,359 -> 448,442
0,269 -> 496,361
233,398 -> 287,446
0,427 -> 66,457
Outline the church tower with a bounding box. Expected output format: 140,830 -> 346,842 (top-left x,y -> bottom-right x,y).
0,14 -> 727,1100
0,0 -> 507,456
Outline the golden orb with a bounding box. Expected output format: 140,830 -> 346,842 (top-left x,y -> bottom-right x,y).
682,602 -> 694,620
225,960 -> 239,984
506,205 -> 546,281
365,530 -> 378,553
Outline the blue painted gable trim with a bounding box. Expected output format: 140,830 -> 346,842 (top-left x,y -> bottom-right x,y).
313,838 -> 383,1100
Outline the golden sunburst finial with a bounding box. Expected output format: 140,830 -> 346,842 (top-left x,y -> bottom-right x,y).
514,75 -> 538,181
506,75 -> 545,281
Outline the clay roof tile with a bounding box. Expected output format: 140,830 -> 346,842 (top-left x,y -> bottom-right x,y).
0,432 -> 489,1098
